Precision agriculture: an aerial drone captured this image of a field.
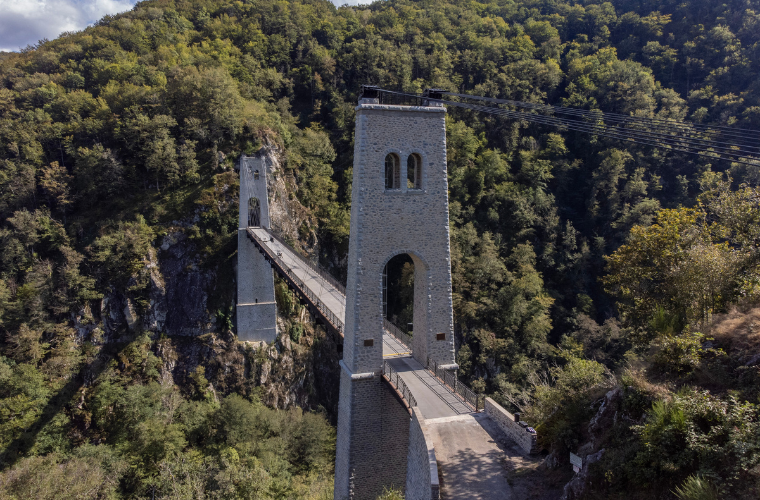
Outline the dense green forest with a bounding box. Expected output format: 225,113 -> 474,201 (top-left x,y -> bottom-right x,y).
1,0 -> 760,497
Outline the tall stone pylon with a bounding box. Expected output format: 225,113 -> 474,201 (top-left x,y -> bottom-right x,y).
236,155 -> 277,342
334,90 -> 457,500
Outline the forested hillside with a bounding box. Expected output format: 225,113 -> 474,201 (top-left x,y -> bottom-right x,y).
1,0 -> 759,498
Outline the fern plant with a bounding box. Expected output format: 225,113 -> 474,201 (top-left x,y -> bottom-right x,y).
672,475 -> 719,500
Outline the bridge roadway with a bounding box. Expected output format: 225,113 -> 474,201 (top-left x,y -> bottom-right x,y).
249,226 -> 470,418
249,226 -> 521,498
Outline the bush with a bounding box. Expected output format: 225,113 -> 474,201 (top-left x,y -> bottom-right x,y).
0,447 -> 126,500
632,390 -> 760,496
522,357 -> 612,452
290,323 -> 304,344
652,328 -> 711,374
376,487 -> 404,500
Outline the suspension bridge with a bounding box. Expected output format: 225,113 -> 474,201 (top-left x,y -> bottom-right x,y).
237,87 -> 758,500
245,225 -> 477,418
239,138 -> 538,499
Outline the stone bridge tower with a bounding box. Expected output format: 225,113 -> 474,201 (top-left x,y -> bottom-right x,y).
236,155 -> 277,342
334,90 -> 457,499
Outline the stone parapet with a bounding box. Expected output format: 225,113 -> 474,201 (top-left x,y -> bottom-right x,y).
354,103 -> 447,113
484,397 -> 539,454
405,408 -> 440,500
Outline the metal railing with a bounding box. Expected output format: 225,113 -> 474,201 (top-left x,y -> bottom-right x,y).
427,358 -> 483,412
383,318 -> 413,350
377,91 -> 425,106
248,228 -> 345,335
267,227 -> 346,295
360,86 -> 447,107
383,360 -> 417,409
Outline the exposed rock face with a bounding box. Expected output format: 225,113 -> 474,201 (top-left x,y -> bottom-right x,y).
561,449 -> 605,500
588,388 -> 622,438
157,232 -> 215,336
143,248 -> 167,332
69,145 -> 342,417
99,291 -> 128,341
559,387 -> 622,499
265,145 -> 312,244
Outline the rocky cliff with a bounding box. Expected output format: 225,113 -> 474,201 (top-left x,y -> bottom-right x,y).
72,145 -> 341,417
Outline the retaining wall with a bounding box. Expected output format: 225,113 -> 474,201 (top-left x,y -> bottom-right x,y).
405,408 -> 440,500
484,397 -> 539,454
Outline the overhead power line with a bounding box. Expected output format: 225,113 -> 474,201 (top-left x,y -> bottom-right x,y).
444,92 -> 760,146
366,88 -> 760,166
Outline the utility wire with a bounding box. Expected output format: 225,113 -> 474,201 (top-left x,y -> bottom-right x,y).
444,91 -> 760,146
372,89 -> 760,166
447,99 -> 759,165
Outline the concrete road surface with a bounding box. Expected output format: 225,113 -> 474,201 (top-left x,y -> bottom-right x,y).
427,413 -> 516,499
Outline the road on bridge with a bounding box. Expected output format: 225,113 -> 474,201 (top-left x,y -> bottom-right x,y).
249,226 -> 562,499
250,226 -> 473,419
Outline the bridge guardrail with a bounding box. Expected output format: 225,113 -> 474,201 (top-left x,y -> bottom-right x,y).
383,319 -> 412,350
427,358 -> 483,412
248,228 -> 345,335
383,360 -> 417,409
267,228 -> 347,296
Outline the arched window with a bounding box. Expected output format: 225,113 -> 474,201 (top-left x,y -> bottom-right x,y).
385,153 -> 400,189
407,153 -> 422,189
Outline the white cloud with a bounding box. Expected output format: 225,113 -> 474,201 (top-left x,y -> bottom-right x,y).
0,0 -> 138,52
0,0 -> 373,52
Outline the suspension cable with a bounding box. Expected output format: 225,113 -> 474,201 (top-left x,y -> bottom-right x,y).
369,89 -> 760,166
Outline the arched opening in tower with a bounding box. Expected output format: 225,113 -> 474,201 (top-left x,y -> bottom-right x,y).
382,254 -> 414,334
248,197 -> 261,227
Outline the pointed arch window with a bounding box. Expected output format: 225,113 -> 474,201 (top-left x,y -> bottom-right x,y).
385,153 -> 400,189
407,153 -> 422,189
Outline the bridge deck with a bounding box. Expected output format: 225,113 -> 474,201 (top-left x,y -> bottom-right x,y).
385,356 -> 472,418
251,227 -> 346,323
249,226 -> 473,419
250,225 -> 537,498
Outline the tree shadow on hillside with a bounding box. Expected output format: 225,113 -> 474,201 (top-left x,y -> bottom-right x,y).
0,340 -> 127,470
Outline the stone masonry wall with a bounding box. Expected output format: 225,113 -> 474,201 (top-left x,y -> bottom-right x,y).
236,155 -> 277,342
342,101 -> 456,376
485,397 -> 539,454
405,408 -> 440,500
335,100 -> 457,499
333,366 -> 411,500
380,378 -> 412,492
333,368 -> 353,500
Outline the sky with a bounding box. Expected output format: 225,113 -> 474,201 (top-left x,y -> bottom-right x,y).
0,0 -> 369,52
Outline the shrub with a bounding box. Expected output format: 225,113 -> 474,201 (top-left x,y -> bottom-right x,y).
652,328 -> 712,374
290,323 -> 304,344
376,487 -> 404,500
633,390 -> 760,496
522,357 -> 612,452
